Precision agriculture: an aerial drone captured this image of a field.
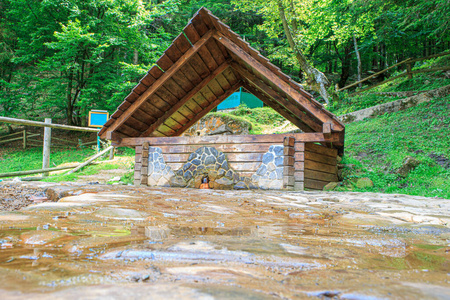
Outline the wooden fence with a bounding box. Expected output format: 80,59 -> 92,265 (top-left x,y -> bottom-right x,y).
0,116 -> 113,179
338,50 -> 450,95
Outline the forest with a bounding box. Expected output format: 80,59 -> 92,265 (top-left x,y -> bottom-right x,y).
0,0 -> 449,126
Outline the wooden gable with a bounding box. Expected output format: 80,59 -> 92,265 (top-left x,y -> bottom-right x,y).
99,7 -> 344,150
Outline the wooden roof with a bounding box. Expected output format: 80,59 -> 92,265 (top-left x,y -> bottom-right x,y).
99,7 -> 344,147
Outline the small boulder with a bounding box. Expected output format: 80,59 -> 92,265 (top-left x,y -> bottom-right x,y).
323,182 -> 339,191
396,156 -> 421,177
355,177 -> 374,189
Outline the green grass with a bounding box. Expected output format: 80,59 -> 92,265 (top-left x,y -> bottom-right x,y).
328,55 -> 450,116
1,147 -> 96,173
0,146 -> 135,184
336,94 -> 450,198
226,105 -> 286,134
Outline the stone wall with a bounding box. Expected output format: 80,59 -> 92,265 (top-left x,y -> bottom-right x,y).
147,145 -> 287,190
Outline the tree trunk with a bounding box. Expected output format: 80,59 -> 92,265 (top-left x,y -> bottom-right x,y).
337,43 -> 351,88
277,0 -> 331,104
67,70 -> 74,125
353,34 -> 362,88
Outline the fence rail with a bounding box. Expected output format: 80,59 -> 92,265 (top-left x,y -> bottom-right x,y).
338,50 -> 450,94
0,116 -> 114,179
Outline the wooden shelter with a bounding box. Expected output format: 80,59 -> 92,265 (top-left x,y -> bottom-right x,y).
100,8 -> 345,190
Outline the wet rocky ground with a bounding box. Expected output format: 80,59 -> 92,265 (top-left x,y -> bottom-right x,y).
0,182 -> 448,299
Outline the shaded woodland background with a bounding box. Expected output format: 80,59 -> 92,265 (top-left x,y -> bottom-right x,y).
1,0 -> 449,126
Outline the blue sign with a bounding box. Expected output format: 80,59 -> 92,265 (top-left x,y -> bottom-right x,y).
88,110 -> 109,128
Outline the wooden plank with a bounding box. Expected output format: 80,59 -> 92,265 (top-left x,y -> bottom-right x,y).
197,45 -> 219,71
304,151 -> 337,166
304,178 -> 329,190
294,172 -> 304,182
133,108 -> 157,125
283,156 -> 295,166
304,169 -> 338,182
205,38 -> 226,65
100,30 -> 215,139
156,143 -> 274,154
215,32 -> 344,131
115,132 -> 342,147
283,147 -> 295,156
188,53 -> 211,79
163,78 -> 186,99
183,23 -> 201,44
0,116 -> 99,133
179,63 -> 202,86
294,181 -> 304,190
294,162 -> 304,171
165,42 -> 184,63
156,53 -> 174,71
305,143 -> 337,157
206,78 -> 225,98
156,87 -> 179,106
139,62 -> 230,137
174,33 -> 191,53
171,71 -> 195,93
294,152 -> 305,162
215,73 -> 232,90
191,15 -> 210,36
124,116 -> 149,132
284,166 -> 295,176
304,160 -> 336,174
161,152 -> 265,163
184,99 -> 203,114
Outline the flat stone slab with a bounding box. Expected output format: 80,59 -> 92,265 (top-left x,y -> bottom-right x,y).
94,207 -> 149,220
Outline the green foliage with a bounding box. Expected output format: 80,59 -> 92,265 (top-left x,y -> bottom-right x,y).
337,94 -> 450,198
227,105 -> 286,133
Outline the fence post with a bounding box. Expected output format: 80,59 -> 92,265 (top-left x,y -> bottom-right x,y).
42,118 -> 51,177
109,147 -> 115,160
406,63 -> 413,79
22,129 -> 27,149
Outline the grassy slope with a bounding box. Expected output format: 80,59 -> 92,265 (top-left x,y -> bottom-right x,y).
339,94 -> 450,198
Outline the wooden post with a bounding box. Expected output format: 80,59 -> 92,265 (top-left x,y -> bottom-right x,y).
109,147 -> 115,160
140,142 -> 149,185
406,63 -> 413,79
283,137 -> 295,190
42,118 -> 51,177
23,129 -> 27,149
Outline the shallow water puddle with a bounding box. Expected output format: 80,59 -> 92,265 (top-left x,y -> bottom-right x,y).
0,185 -> 448,299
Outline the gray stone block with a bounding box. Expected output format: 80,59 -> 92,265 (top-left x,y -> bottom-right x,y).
273,145 -> 283,156
262,152 -> 274,164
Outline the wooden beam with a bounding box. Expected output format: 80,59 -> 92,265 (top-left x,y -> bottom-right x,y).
0,116 -> 99,133
338,58 -> 412,91
139,62 -> 230,137
214,32 -> 344,131
113,132 -> 342,147
233,63 -> 321,132
101,29 -> 216,139
106,131 -> 123,144
172,81 -> 242,136
323,122 -> 331,139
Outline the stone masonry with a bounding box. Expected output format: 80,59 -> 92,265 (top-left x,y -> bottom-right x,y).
147,145 -> 289,190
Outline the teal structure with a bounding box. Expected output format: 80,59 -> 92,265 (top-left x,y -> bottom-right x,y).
217,88 -> 263,110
